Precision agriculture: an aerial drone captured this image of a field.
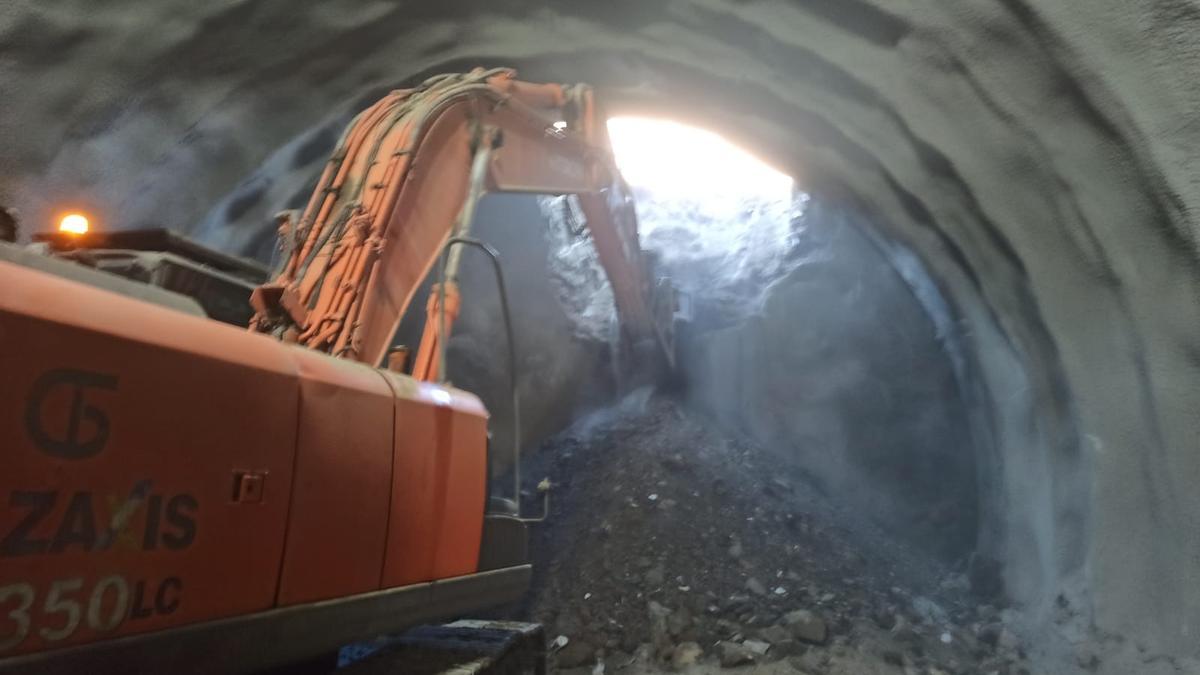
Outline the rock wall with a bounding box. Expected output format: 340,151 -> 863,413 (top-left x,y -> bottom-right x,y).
392,193 -> 620,480
681,202 -> 980,562
6,1 -> 1200,671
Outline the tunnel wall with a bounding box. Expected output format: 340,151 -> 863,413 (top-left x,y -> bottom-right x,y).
680,201 -> 981,562
6,1 -> 1200,671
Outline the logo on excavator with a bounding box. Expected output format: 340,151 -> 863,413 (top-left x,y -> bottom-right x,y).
24,369 -> 118,460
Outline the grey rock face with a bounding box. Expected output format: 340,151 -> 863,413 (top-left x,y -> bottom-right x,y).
681,204 -> 979,559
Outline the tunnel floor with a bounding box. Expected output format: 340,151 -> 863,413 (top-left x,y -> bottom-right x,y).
510,393 -> 1022,675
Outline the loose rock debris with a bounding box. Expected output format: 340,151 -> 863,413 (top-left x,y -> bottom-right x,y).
514,393 -> 1031,674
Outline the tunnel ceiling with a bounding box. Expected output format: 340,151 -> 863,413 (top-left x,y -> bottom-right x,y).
5,0 -> 1200,666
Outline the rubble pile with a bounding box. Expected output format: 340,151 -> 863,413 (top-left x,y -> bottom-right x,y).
519,394 -> 1030,675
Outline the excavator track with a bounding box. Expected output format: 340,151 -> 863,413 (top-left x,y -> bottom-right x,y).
335,621 -> 545,675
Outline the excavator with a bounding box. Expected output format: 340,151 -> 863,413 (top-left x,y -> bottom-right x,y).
0,68 -> 676,673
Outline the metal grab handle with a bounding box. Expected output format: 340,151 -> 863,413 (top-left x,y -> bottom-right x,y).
435,236 -> 523,517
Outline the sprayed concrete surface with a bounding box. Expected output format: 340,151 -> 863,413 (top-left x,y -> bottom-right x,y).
5,2 -> 1200,673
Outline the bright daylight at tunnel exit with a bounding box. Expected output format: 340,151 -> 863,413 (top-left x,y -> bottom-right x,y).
4,3 -> 1200,675
606,117 -> 794,200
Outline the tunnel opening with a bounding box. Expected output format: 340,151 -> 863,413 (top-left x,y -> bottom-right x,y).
503,116 -> 1016,674
593,117 -> 984,565
606,116 -> 801,332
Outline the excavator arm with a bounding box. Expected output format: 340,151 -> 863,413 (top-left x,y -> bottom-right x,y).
250,68 -> 675,375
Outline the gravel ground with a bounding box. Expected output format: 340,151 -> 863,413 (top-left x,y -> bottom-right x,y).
512,391 -> 1031,675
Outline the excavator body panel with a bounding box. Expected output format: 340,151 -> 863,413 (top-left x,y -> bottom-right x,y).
274,349 -> 394,606
0,260 -> 299,656
0,259 -> 496,669
378,372 -> 488,588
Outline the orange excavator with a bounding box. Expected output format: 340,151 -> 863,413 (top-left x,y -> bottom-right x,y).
0,68 -> 675,673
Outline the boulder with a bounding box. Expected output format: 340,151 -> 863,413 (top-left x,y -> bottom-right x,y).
671,642 -> 704,670
782,609 -> 828,645
718,641 -> 756,668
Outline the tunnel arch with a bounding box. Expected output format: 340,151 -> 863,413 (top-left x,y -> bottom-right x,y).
6,0 -> 1200,667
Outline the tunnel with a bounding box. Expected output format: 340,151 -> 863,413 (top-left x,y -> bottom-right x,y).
3,2 -> 1200,674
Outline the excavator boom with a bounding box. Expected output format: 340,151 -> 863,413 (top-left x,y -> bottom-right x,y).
250,68 -> 674,373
